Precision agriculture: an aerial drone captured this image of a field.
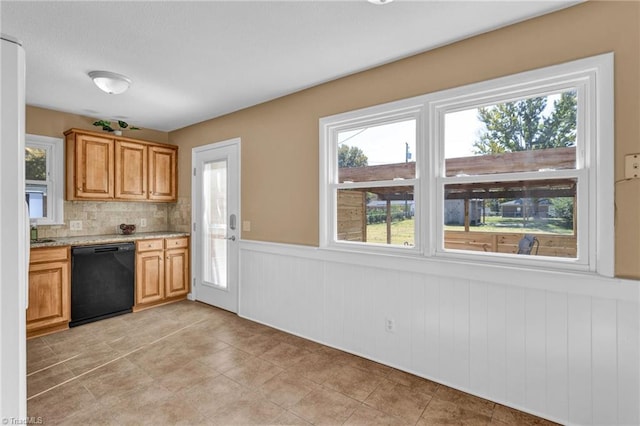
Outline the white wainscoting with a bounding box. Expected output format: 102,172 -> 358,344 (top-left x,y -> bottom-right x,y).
238,240 -> 639,426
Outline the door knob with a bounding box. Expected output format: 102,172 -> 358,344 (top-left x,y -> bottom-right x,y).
227,236 -> 236,241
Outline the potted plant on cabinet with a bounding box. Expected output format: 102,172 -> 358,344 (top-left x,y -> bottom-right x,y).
93,119 -> 140,136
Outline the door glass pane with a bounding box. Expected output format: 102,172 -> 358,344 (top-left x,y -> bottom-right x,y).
25,146 -> 47,181
202,159 -> 227,288
444,90 -> 577,177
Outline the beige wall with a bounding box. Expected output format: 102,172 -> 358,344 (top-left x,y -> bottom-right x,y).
170,2 -> 640,278
26,105 -> 169,144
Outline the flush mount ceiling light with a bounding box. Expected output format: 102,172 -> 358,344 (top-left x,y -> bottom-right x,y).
367,0 -> 394,4
88,71 -> 131,95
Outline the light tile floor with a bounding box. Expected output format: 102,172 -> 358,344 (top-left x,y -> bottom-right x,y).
27,301 -> 558,425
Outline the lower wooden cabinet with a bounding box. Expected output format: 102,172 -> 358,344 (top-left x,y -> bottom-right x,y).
27,246 -> 71,338
164,237 -> 189,299
135,236 -> 189,309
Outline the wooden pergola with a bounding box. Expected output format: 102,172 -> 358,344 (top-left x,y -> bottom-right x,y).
338,147 -> 577,243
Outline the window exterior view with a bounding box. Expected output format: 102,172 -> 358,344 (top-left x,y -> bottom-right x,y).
336,118 -> 417,247
321,53 -> 613,275
441,90 -> 578,259
25,135 -> 63,225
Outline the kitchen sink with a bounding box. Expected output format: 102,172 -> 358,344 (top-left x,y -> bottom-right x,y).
31,238 -> 56,243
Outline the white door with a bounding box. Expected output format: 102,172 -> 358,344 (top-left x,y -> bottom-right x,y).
192,139 -> 240,312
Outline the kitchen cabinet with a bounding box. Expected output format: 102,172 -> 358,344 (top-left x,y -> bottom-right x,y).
135,236 -> 189,309
65,129 -> 177,202
27,246 -> 71,338
148,145 -> 177,201
115,140 -> 148,200
66,133 -> 115,199
164,237 -> 189,298
135,239 -> 164,305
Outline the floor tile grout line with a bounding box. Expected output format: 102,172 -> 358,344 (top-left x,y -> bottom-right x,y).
145,318 -> 209,346
26,345 -> 147,401
27,317 -> 208,401
27,354 -> 81,377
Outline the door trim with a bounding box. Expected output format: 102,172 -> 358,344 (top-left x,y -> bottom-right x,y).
190,138 -> 241,310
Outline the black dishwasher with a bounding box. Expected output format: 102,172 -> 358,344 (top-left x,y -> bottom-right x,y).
70,242 -> 135,327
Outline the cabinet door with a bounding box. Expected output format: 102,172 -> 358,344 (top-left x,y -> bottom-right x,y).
135,251 -> 164,305
26,260 -> 70,332
165,247 -> 189,298
115,140 -> 148,200
148,146 -> 177,202
75,134 -> 114,199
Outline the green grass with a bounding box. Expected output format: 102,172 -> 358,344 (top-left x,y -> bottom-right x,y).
366,216 -> 574,245
445,216 -> 574,235
367,219 -> 415,245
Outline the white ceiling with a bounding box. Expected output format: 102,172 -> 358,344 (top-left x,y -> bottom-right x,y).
2,1 -> 579,132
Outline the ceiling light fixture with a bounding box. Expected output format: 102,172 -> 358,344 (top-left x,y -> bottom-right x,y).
367,0 -> 394,5
88,70 -> 131,95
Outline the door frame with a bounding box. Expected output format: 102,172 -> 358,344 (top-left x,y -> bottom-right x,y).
190,138 -> 241,311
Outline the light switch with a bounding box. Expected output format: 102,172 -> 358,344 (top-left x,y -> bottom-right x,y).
625,153 -> 640,179
242,221 -> 251,232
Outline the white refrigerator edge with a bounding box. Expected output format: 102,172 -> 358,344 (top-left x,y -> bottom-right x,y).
0,33 -> 28,419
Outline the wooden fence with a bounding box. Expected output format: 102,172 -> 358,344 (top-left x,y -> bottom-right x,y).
445,230 -> 577,258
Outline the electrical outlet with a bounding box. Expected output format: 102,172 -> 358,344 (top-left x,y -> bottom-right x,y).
140,218 -> 147,227
625,153 -> 640,179
69,220 -> 82,231
385,317 -> 395,333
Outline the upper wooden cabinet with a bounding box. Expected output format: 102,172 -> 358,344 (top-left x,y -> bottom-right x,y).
115,140 -> 148,200
68,133 -> 115,199
65,129 -> 177,202
149,146 -> 177,202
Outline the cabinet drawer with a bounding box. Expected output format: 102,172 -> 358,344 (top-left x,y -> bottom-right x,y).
136,239 -> 164,252
165,237 -> 189,249
30,246 -> 69,264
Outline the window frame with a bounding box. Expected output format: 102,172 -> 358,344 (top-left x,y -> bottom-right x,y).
25,134 -> 64,225
320,53 -> 613,277
320,103 -> 425,256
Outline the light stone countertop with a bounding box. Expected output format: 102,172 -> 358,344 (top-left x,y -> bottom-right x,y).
30,231 -> 190,249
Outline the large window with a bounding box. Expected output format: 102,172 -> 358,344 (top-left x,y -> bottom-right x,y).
321,54 -> 613,276
25,134 -> 64,225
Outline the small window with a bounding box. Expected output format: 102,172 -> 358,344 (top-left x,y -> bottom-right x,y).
25,135 -> 64,225
322,111 -> 421,252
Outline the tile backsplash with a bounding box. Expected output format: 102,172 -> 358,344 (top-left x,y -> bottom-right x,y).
168,197 -> 191,233
37,201 -> 171,238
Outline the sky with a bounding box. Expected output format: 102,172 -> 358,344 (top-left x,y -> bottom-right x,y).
337,93 -> 565,165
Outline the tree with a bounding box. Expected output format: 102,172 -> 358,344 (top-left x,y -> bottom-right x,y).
338,144 -> 368,168
550,197 -> 574,229
473,91 -> 577,154
25,147 -> 46,181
